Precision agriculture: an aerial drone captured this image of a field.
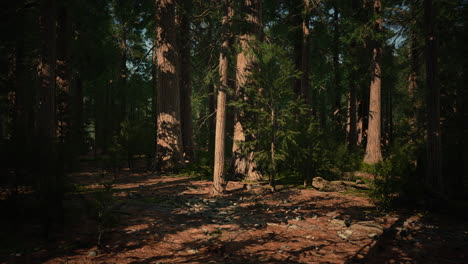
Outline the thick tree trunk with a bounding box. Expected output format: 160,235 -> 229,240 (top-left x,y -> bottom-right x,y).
155,0 -> 184,170
363,0 -> 383,164
232,0 -> 263,181
424,0 -> 443,194
178,0 -> 194,161
213,0 -> 233,196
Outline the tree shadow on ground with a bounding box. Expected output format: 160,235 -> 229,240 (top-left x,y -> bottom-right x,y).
2,171 -> 467,264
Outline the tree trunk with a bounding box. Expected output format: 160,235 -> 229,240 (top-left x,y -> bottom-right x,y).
332,3 -> 341,126
363,0 -> 383,164
213,0 -> 233,196
208,82 -> 215,154
56,4 -> 72,142
300,0 -> 311,103
347,0 -> 360,148
232,0 -> 263,181
270,108 -> 276,192
424,0 -> 443,194
155,0 -> 184,171
347,83 -> 357,147
119,29 -> 127,126
37,0 -> 62,234
14,0 -> 33,177
408,27 -> 420,138
178,0 -> 194,162
56,3 -> 73,173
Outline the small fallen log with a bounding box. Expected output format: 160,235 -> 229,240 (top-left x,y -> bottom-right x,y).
312,177 -> 370,192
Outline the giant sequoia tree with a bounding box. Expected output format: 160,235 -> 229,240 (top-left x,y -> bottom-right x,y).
363,0 -> 383,164
231,0 -> 263,181
155,0 -> 184,170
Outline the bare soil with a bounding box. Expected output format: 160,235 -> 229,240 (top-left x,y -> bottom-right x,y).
1,169 -> 466,264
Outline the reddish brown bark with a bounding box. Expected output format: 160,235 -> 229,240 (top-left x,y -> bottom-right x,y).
155,0 -> 184,170
363,0 -> 383,164
232,0 -> 263,181
213,0 -> 234,196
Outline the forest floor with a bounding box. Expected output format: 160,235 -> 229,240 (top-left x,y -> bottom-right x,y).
1,168 -> 467,264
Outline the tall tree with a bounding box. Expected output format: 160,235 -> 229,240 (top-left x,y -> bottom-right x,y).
232,0 -> 263,181
56,2 -> 72,143
346,0 -> 360,148
178,0 -> 194,161
36,0 -> 62,233
332,2 -> 342,127
213,0 -> 233,196
363,0 -> 383,164
14,0 -> 32,175
300,0 -> 311,102
424,0 -> 442,194
155,0 -> 184,170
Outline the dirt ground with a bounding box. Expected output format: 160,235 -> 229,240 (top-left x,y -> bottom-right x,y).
1,169 -> 467,264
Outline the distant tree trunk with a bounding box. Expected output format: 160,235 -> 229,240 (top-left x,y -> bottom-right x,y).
232,0 -> 263,181
155,0 -> 184,170
208,82 -> 215,153
56,4 -> 73,173
423,0 -> 443,194
292,2 -> 302,98
71,74 -> 84,156
332,3 -> 341,127
347,83 -> 357,147
152,35 -> 158,130
56,4 -> 72,142
36,0 -> 62,233
357,99 -> 367,146
119,30 -> 127,124
270,108 -> 276,192
300,0 -> 311,103
14,0 -> 33,176
213,0 -> 233,196
178,0 -> 194,162
363,0 -> 383,164
408,28 -> 419,138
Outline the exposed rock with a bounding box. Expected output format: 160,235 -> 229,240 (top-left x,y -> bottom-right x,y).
88,250 -> 98,257
312,177 -> 328,190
